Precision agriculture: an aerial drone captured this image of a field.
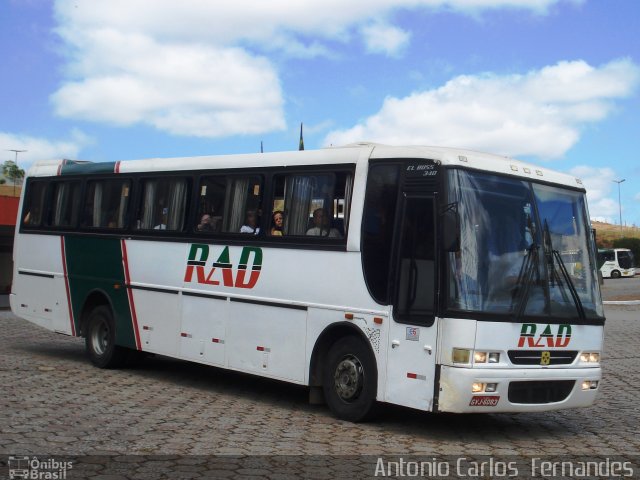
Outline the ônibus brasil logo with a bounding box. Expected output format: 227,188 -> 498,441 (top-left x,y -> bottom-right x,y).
184,243 -> 262,289
518,323 -> 572,348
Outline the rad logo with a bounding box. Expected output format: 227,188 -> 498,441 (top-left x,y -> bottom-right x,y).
518,323 -> 572,348
8,456 -> 72,480
184,244 -> 263,289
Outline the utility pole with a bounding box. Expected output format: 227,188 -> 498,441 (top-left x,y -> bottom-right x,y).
7,149 -> 27,196
613,178 -> 625,238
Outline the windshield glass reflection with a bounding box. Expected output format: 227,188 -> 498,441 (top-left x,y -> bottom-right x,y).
447,169 -> 603,321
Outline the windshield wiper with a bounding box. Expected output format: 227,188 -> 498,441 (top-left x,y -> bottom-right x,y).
510,243 -> 540,321
543,221 -> 586,320
551,250 -> 586,320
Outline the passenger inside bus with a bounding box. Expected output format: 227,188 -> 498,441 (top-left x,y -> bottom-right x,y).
240,210 -> 260,234
306,208 -> 341,238
270,210 -> 284,236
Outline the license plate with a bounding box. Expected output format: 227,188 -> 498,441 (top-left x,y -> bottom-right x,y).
469,395 -> 500,407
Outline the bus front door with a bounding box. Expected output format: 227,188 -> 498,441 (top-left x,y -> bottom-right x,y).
385,194 -> 438,411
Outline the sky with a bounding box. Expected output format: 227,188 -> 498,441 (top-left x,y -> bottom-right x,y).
1,0 -> 639,226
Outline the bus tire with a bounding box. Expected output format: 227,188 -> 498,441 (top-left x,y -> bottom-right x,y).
85,305 -> 129,369
611,270 -> 621,279
323,335 -> 378,422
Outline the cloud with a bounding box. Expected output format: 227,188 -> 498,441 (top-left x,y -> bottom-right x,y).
0,130 -> 92,170
51,0 -> 573,138
324,59 -> 640,159
51,29 -> 285,137
361,22 -> 411,57
569,165 -> 621,223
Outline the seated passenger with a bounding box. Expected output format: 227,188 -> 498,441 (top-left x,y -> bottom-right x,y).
240,210 -> 260,234
306,208 -> 341,238
270,210 -> 284,236
197,213 -> 214,232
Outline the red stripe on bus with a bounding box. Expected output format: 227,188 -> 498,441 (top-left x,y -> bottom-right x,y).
114,161 -> 121,173
407,373 -> 418,379
257,346 -> 265,351
60,237 -> 76,336
121,239 -> 142,350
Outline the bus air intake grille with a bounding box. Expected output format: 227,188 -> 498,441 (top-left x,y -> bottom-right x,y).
508,380 -> 575,404
508,350 -> 578,365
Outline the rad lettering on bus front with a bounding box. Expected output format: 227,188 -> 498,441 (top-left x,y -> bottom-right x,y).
517,323 -> 572,348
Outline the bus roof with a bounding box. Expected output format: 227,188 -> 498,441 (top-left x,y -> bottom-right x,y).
25,143 -> 585,190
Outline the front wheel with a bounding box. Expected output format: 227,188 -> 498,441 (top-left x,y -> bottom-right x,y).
323,336 -> 378,422
85,305 -> 129,369
611,270 -> 621,279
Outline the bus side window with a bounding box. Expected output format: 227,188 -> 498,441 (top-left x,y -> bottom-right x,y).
135,178 -> 188,231
22,181 -> 49,227
271,172 -> 350,239
361,164 -> 400,303
83,179 -> 131,229
221,176 -> 263,234
50,181 -> 82,228
195,177 -> 226,233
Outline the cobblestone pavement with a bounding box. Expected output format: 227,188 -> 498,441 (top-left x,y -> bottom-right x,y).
1,305 -> 639,478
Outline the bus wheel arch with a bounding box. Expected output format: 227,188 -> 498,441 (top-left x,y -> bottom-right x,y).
80,291 -> 130,369
309,323 -> 378,422
79,289 -> 114,337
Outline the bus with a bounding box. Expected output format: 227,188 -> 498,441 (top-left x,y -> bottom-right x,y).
598,248 -> 636,278
11,144 -> 605,421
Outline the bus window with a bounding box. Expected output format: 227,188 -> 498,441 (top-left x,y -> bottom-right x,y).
83,179 -> 131,229
272,172 -> 351,238
50,181 -> 82,228
196,177 -> 226,233
361,164 -> 400,303
135,178 -> 188,231
22,181 -> 48,227
394,196 -> 436,323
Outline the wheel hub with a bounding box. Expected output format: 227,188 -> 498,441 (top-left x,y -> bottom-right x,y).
334,355 -> 364,401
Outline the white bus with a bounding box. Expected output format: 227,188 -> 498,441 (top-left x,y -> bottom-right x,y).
598,248 -> 636,279
11,144 -> 605,421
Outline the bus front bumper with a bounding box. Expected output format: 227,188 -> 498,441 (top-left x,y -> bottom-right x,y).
438,365 -> 601,413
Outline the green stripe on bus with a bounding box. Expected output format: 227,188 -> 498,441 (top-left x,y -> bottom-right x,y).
64,236 -> 137,349
59,162 -> 117,175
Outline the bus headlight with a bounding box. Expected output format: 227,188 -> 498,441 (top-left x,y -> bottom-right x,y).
473,351 -> 500,364
471,382 -> 498,393
453,348 -> 471,364
580,352 -> 600,363
474,351 -> 487,363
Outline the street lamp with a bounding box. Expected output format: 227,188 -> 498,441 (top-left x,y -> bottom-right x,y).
6,149 -> 27,196
613,178 -> 626,237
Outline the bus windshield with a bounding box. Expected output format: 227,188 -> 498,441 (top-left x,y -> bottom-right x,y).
446,169 -> 604,322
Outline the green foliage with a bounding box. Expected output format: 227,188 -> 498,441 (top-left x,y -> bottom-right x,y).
1,160 -> 25,185
613,237 -> 640,264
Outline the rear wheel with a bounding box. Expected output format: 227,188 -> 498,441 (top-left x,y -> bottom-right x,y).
611,270 -> 621,279
85,305 -> 129,368
323,335 -> 378,422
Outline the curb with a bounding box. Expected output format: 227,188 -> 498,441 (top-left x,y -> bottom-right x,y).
603,300 -> 640,305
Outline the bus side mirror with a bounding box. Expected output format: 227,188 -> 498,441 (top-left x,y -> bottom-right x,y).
442,204 -> 460,252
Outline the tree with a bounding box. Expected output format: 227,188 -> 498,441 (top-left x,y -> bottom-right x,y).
1,160 -> 25,186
